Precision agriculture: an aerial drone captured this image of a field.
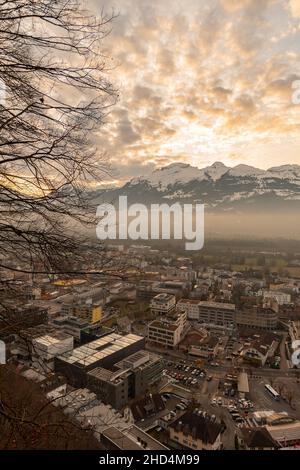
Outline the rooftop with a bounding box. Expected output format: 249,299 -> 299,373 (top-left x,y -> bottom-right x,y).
170,410 -> 222,445
148,321 -> 178,332
198,301 -> 236,311
240,427 -> 279,449
151,293 -> 175,303
102,425 -> 168,451
57,333 -> 144,367
177,299 -> 201,305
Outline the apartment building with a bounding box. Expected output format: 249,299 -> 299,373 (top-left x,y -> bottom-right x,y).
169,410 -> 223,450
197,301 -> 236,328
263,290 -> 292,305
241,332 -> 279,366
150,293 -> 176,316
147,311 -> 187,348
177,299 -> 201,320
61,299 -> 102,324
236,307 -> 278,330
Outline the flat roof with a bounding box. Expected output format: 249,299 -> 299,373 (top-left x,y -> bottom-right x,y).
57,333 -> 144,367
198,301 -> 236,311
178,299 -> 201,305
149,321 -> 178,332
238,372 -> 249,394
267,422 -> 300,442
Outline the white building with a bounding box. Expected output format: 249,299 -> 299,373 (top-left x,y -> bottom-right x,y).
177,299 -> 201,320
150,293 -> 176,316
263,291 -> 291,305
147,311 -> 187,348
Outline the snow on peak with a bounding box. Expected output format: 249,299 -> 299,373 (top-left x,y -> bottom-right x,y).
228,164 -> 265,178
129,162 -> 300,189
268,165 -> 300,180
147,163 -> 201,188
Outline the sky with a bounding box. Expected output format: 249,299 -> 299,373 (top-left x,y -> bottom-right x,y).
88,0 -> 300,186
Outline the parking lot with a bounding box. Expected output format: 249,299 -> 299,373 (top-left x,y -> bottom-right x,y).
162,359 -> 213,389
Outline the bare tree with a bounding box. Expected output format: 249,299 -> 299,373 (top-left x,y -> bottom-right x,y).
0,1 -> 119,448
0,0 -> 117,283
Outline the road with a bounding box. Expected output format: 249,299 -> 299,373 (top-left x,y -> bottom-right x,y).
279,333 -> 289,371
146,344 -> 299,379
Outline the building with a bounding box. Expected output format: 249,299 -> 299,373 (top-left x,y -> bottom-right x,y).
147,311 -> 187,348
197,301 -> 236,328
241,332 -> 279,367
101,425 -> 168,451
55,333 -> 145,387
15,324 -> 73,371
150,293 -> 176,316
62,299 -> 102,324
188,336 -> 219,359
51,315 -> 89,341
253,411 -> 294,426
266,422 -> 300,448
237,372 -> 250,399
124,394 -> 165,424
60,286 -> 108,324
263,291 -> 292,305
237,427 -> 280,450
137,280 -> 188,301
53,388 -> 99,416
169,410 -> 223,450
87,351 -> 163,409
177,299 -> 201,320
236,307 -> 278,330
56,391 -> 169,450
0,305 -> 48,339
288,321 -> 300,369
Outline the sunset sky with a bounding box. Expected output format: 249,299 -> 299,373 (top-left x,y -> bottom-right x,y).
89,0 -> 300,185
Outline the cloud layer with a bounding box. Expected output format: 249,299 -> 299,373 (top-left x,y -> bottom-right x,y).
89,0 -> 300,185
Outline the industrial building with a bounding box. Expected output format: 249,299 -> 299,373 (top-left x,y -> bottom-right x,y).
55,333 -> 145,387
87,350 -> 163,409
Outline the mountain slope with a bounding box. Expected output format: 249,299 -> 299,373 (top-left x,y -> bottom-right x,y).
91,162 -> 300,212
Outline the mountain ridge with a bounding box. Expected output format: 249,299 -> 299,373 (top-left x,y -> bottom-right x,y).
91,162 -> 300,212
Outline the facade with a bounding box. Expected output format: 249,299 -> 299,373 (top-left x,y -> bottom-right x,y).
16,324 -> 73,371
189,336 -> 219,358
197,301 -> 236,328
150,293 -> 176,316
51,315 -> 90,341
263,290 -> 292,305
87,351 -> 163,409
236,307 -> 278,330
241,332 -> 279,366
55,333 -> 145,387
62,300 -> 102,324
288,321 -> 300,368
147,311 -> 187,348
169,410 -> 223,450
177,299 -> 201,320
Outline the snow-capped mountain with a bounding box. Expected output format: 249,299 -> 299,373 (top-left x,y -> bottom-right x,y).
92,162 -> 300,212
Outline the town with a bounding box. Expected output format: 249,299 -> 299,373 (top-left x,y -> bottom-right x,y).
1,240 -> 300,450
